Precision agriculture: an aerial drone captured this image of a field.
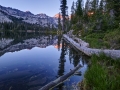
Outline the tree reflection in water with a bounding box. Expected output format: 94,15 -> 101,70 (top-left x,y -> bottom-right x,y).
69,48 -> 81,67
55,35 -> 89,89
56,39 -> 67,90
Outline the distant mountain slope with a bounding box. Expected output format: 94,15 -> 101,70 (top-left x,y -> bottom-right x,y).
0,5 -> 58,28
0,11 -> 12,23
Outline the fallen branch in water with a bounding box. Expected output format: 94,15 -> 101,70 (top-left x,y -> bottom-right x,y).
39,64 -> 82,90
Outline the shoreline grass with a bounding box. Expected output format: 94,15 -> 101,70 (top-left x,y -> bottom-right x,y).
80,54 -> 120,90
80,28 -> 120,49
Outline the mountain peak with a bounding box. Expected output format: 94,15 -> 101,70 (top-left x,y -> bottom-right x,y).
54,13 -> 62,18
25,11 -> 33,14
37,13 -> 46,15
25,11 -> 31,13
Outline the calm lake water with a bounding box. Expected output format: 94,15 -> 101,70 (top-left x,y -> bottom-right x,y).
0,33 -> 89,90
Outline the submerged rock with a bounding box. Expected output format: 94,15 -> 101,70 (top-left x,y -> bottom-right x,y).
27,77 -> 47,86
29,73 -> 43,81
28,86 -> 42,90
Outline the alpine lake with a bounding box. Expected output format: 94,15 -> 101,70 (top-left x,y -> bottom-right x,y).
0,32 -> 89,90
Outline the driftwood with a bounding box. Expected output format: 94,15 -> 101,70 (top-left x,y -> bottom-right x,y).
39,64 -> 82,90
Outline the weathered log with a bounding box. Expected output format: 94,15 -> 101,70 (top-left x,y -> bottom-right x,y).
63,34 -> 120,59
39,64 -> 82,90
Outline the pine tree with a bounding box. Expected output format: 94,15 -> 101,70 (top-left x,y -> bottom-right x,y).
91,0 -> 99,19
113,0 -> 120,27
113,0 -> 120,19
60,0 -> 68,32
91,0 -> 99,11
71,1 -> 76,24
71,1 -> 75,15
58,12 -> 62,30
99,0 -> 104,14
105,0 -> 120,28
75,0 -> 83,31
84,0 -> 90,22
85,0 -> 90,13
75,0 -> 83,19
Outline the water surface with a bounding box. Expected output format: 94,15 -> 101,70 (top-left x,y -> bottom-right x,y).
0,34 -> 89,90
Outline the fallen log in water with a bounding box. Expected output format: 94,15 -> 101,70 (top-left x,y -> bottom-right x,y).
39,64 -> 82,90
63,34 -> 120,59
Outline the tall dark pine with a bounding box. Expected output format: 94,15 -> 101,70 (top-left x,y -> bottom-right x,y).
99,0 -> 104,13
71,1 -> 77,24
106,0 -> 120,27
84,0 -> 90,23
58,12 -> 62,30
91,0 -> 99,11
91,0 -> 99,19
113,0 -> 120,27
85,0 -> 90,13
60,0 -> 68,32
75,0 -> 83,26
71,1 -> 75,15
76,0 -> 83,18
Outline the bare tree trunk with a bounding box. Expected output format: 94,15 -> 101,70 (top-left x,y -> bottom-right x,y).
39,64 -> 82,90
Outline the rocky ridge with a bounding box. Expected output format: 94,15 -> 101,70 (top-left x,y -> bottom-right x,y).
0,5 -> 58,28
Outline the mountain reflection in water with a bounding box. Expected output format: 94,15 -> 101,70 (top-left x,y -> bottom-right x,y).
0,34 -> 89,90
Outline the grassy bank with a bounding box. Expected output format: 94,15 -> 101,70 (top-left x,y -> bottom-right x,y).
82,32 -> 106,49
80,54 -> 120,90
81,28 -> 120,49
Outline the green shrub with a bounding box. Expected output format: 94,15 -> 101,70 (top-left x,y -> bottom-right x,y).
82,33 -> 105,48
104,28 -> 120,49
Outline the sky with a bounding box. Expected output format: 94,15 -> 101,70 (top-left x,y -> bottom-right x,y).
0,0 -> 77,17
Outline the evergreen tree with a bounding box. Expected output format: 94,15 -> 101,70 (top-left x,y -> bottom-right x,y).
91,0 -> 99,11
75,0 -> 83,31
60,0 -> 68,32
99,0 -> 104,13
113,0 -> 120,27
58,12 -> 62,30
71,1 -> 76,24
75,0 -> 83,20
85,0 -> 90,13
84,0 -> 90,23
71,1 -> 75,15
90,0 -> 99,20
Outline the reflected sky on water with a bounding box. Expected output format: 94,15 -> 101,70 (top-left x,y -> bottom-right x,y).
0,34 -> 89,90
